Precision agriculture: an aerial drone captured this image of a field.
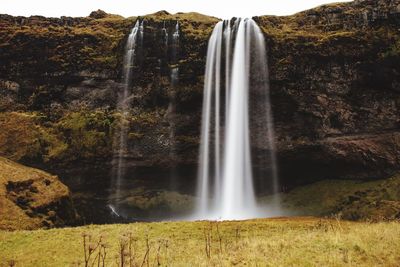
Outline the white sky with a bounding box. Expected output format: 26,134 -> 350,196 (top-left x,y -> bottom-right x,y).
1,0 -> 353,19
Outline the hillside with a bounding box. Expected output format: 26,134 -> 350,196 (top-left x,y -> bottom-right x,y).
0,157 -> 76,230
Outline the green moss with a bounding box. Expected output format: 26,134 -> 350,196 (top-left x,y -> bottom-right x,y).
132,111 -> 160,126
121,190 -> 194,212
38,127 -> 69,162
128,132 -> 144,140
92,55 -> 118,66
176,135 -> 198,144
0,111 -> 112,163
269,174 -> 400,220
56,111 -> 113,161
380,39 -> 400,59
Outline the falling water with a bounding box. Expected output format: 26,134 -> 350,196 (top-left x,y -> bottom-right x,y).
162,21 -> 169,47
109,20 -> 144,216
195,18 -> 279,220
171,21 -> 180,83
197,22 -> 223,215
168,21 -> 180,163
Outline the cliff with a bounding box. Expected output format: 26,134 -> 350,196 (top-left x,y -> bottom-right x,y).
0,0 -> 399,187
259,0 -> 400,185
0,11 -> 217,167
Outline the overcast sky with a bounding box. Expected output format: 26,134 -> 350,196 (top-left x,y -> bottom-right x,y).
1,0 -> 353,19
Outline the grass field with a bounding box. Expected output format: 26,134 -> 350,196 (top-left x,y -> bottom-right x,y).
0,217 -> 399,266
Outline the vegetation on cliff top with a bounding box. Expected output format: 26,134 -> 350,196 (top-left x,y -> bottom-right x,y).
256,0 -> 400,62
143,11 -> 219,39
0,9 -> 218,78
0,13 -> 133,76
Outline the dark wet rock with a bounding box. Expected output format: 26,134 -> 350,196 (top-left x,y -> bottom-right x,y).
64,79 -> 121,110
0,80 -> 20,111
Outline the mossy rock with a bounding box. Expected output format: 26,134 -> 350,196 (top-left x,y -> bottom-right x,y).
270,173 -> 400,221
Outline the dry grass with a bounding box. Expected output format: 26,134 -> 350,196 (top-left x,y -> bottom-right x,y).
0,112 -> 43,161
0,217 -> 399,266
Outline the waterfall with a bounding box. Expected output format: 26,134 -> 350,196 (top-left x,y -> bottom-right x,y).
163,21 -> 180,190
197,22 -> 223,215
168,21 -> 180,159
171,21 -> 180,86
162,21 -> 168,47
109,20 -> 144,216
195,18 -> 279,220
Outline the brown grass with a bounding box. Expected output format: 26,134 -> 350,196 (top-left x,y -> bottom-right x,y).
0,217 -> 399,266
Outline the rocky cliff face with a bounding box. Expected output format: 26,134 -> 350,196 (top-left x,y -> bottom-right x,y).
0,0 -> 399,188
0,11 -> 216,167
259,0 -> 400,185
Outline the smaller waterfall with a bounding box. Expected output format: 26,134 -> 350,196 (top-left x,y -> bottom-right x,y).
109,20 -> 144,216
195,18 -> 280,220
171,21 -> 180,83
162,21 -> 169,47
168,21 -> 180,186
139,20 -> 144,49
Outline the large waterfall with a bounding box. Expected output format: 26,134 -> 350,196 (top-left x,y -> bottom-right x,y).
109,20 -> 144,216
195,18 -> 279,220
